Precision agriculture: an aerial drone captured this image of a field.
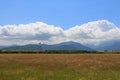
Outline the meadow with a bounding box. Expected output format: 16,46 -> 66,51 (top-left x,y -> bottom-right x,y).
0,54 -> 120,80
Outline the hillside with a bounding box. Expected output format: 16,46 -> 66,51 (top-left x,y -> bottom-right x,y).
2,41 -> 92,50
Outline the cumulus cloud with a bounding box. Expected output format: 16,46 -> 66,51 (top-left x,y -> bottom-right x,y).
0,22 -> 64,45
66,20 -> 120,44
0,20 -> 120,45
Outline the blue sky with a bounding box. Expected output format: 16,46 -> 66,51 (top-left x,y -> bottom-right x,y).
0,0 -> 120,29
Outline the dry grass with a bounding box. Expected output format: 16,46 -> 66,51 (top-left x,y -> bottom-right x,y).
0,54 -> 120,68
0,54 -> 120,80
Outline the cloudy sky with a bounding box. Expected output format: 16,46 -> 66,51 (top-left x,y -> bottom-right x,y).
0,0 -> 120,45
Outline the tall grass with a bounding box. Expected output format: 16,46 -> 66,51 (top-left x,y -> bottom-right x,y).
0,54 -> 120,80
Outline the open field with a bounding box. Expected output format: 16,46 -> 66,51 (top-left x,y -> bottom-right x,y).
0,54 -> 120,80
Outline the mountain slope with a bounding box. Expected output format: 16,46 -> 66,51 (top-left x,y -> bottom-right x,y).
53,41 -> 91,50
2,41 -> 92,50
0,46 -> 5,49
95,40 -> 120,50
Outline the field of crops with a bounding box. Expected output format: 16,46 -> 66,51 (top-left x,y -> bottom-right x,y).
0,54 -> 120,80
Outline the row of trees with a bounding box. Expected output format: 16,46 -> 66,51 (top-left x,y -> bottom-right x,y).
0,50 -> 98,54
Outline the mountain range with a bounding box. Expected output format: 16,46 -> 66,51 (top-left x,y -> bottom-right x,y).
1,40 -> 120,50
94,40 -> 120,50
1,41 -> 91,50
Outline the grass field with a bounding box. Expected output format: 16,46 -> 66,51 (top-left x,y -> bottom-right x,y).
0,54 -> 120,80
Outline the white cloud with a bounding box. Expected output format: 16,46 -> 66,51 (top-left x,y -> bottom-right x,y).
0,20 -> 120,45
0,22 -> 64,45
65,20 -> 120,44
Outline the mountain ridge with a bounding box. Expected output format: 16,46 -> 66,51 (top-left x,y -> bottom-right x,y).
1,40 -> 120,51
2,41 -> 92,50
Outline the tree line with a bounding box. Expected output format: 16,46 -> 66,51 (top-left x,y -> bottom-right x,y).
0,50 -> 98,54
